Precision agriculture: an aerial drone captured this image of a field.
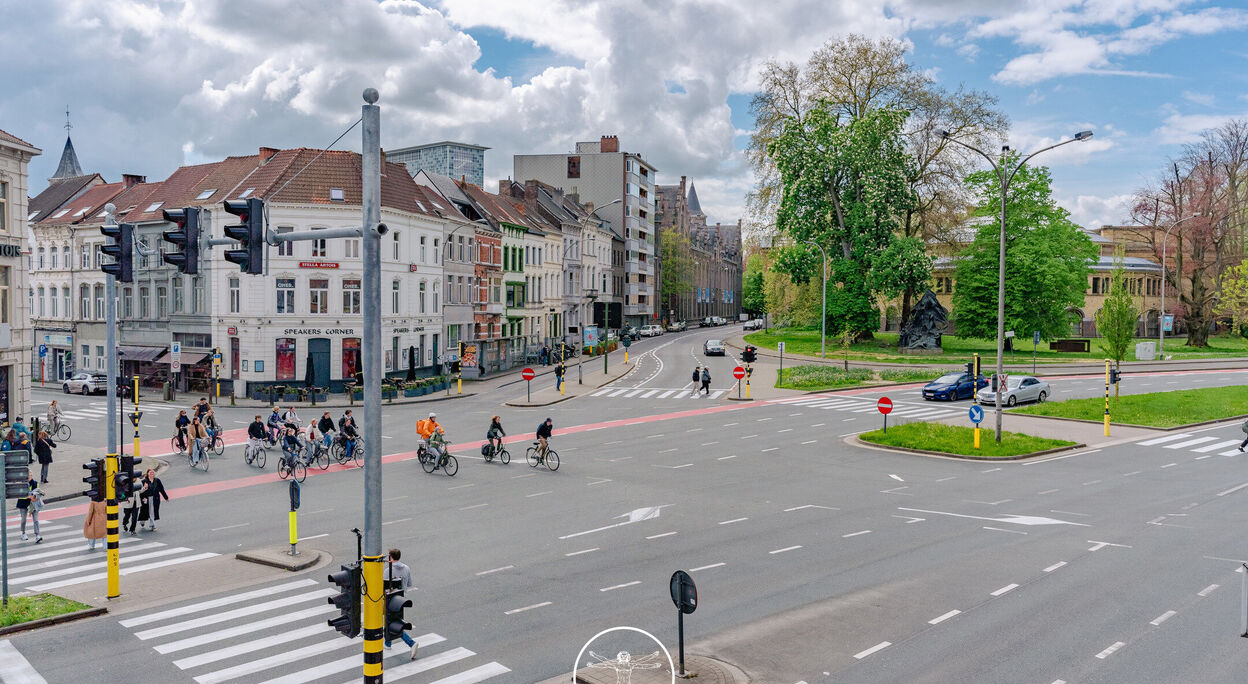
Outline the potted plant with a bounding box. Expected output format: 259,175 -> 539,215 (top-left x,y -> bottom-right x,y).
312,386 -> 328,403
381,381 -> 398,401
402,381 -> 422,398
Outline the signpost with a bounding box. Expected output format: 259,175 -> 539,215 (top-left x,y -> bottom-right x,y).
969,404 -> 984,449
521,367 -> 535,402
38,345 -> 46,387
1033,331 -> 1040,374
670,570 -> 698,678
778,341 -> 785,382
877,396 -> 893,433
212,348 -> 222,402
170,341 -> 182,376
733,366 -> 745,399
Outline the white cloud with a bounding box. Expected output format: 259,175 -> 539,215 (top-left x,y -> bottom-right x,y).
956,43 -> 980,61
1153,111 -> 1248,145
1181,90 -> 1215,107
1057,192 -> 1135,229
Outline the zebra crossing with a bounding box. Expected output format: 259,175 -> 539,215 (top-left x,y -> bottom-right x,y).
117,578 -> 510,684
767,394 -> 964,421
590,386 -> 729,400
32,397 -> 180,423
1132,432 -> 1245,457
0,519 -> 217,592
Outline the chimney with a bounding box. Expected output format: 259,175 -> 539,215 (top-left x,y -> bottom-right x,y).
600,135 -> 619,153
524,179 -> 540,202
259,147 -> 279,163
122,174 -> 145,188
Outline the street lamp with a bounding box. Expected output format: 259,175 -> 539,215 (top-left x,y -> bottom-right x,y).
804,240 -> 828,358
937,128 -> 1094,442
1159,213 -> 1202,357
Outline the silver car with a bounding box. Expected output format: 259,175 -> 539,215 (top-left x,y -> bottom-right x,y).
985,375 -> 1050,406
63,371 -> 107,395
703,339 -> 726,356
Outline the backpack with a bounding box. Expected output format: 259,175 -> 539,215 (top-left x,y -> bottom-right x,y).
1242,419 -> 1248,434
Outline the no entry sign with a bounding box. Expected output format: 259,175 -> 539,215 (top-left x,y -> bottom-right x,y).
732,366 -> 746,379
877,397 -> 893,414
521,367 -> 535,381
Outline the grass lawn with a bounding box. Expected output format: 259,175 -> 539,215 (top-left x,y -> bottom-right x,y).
1012,386 -> 1248,428
777,365 -> 872,390
746,327 -> 1248,364
0,593 -> 91,629
860,421 -> 1076,458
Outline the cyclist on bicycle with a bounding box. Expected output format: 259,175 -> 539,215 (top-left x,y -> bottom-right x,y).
487,415 -> 505,455
428,426 -> 449,465
536,417 -> 553,460
193,397 -> 210,420
246,415 -> 267,460
317,411 -> 335,448
46,400 -> 63,435
173,410 -> 191,452
188,416 -> 209,466
305,421 -> 322,461
280,426 -> 303,470
266,408 -> 283,443
203,408 -> 220,441
280,406 -> 301,431
340,412 -> 360,461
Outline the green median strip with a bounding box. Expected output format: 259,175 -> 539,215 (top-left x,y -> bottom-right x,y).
0,593 -> 92,629
777,365 -> 871,390
859,422 -> 1075,458
1011,385 -> 1248,428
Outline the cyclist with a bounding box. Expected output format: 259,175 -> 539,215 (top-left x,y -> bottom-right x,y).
187,416 -> 209,466
305,421 -> 323,461
428,426 -> 450,466
340,412 -> 360,461
46,400 -> 63,436
173,410 -> 191,452
193,397 -> 211,420
203,408 -> 220,442
317,411 -> 335,449
246,415 -> 267,461
535,417 -> 553,461
266,407 -> 283,444
280,406 -> 301,431
417,412 -> 441,462
486,415 -> 505,456
280,426 -> 303,470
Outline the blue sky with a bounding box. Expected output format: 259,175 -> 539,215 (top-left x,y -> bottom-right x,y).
4,0 -> 1247,231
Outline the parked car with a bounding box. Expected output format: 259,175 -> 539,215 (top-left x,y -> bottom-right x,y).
63,371 -> 108,395
712,316 -> 728,326
922,372 -> 988,401
703,339 -> 726,356
742,318 -> 764,330
666,321 -> 687,332
699,317 -> 714,328
982,375 -> 1050,406
639,324 -> 664,337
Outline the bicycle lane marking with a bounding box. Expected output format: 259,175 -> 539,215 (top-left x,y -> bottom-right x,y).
37,400 -> 762,522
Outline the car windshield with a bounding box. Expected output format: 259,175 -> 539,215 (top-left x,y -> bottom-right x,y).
934,373 -> 962,384
707,340 -> 722,346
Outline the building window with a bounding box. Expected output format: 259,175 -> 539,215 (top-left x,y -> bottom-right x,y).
94,284 -> 103,319
276,338 -> 296,380
1091,277 -> 1099,294
81,245 -> 90,268
139,286 -> 149,318
137,239 -> 148,268
311,227 -> 327,258
36,248 -> 44,270
157,285 -> 168,318
277,226 -> 294,256
277,278 -> 295,314
419,281 -> 427,313
392,279 -> 400,313
96,345 -> 104,362
51,248 -> 58,270
81,345 -> 90,369
567,156 -> 581,178
172,277 -> 184,312
393,232 -> 401,261
123,287 -> 132,318
0,182 -> 6,232
433,239 -> 439,264
420,236 -> 427,263
342,338 -> 361,379
229,277 -> 240,313
62,287 -> 69,319
433,281 -> 439,312
193,276 -> 204,313
309,278 -> 328,313
342,278 -> 361,314
458,236 -> 465,262
345,238 -> 360,259
79,284 -> 90,319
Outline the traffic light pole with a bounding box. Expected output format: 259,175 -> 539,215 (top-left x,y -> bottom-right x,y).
360,89 -> 385,684
103,204 -> 122,599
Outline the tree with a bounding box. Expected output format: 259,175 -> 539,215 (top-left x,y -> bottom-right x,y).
658,228 -> 694,317
951,158 -> 1097,341
1216,262 -> 1248,336
742,253 -> 766,314
768,105 -> 924,338
1095,247 -> 1140,390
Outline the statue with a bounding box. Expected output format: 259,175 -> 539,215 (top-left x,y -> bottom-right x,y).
899,290 -> 948,350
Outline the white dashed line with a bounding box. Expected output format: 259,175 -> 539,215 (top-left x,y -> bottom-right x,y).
475,565 -> 514,576
928,609 -> 960,625
1198,584 -> 1219,597
717,455 -> 737,460
853,642 -> 891,659
525,491 -> 552,498
505,601 -> 551,615
600,581 -> 641,592
689,563 -> 725,572
801,440 -> 817,445
565,548 -> 598,557
646,532 -> 677,540
1095,641 -> 1125,659
1150,610 -> 1176,626
842,530 -> 871,538
719,518 -> 748,525
1043,562 -> 1067,572
991,583 -> 1019,596
769,545 -> 801,554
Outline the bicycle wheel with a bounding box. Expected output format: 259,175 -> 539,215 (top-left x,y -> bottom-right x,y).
255,447 -> 267,469
499,448 -> 510,465
278,461 -> 290,479
294,462 -> 307,482
197,450 -> 210,472
212,436 -> 224,456
443,455 -> 458,476
315,447 -> 330,470
54,424 -> 71,441
171,437 -> 182,455
331,442 -> 346,464
352,442 -> 364,467
545,449 -> 559,471
527,447 -> 539,467
421,450 -> 437,473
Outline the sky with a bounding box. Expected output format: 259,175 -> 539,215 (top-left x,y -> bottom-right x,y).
3,0 -> 1247,232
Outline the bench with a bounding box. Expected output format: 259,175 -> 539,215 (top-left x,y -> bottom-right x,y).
1050,338 -> 1091,353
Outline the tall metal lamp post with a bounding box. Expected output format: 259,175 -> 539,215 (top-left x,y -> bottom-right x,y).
804,240 -> 828,358
1159,213 -> 1201,358
937,128 -> 1094,442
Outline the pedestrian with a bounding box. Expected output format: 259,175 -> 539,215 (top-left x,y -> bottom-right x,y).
34,429 -> 55,483
141,469 -> 168,531
692,365 -> 701,386
11,416 -> 29,440
1240,417 -> 1248,452
540,345 -> 550,366
555,363 -> 565,392
122,476 -> 146,536
17,478 -> 43,543
386,548 -> 419,659
84,496 -> 106,550
701,366 -> 712,395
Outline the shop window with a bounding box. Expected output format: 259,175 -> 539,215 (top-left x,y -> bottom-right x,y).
342,338 -> 361,379
276,338 -> 296,380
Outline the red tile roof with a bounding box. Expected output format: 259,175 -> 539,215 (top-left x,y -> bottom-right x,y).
36,182 -> 127,226
455,180 -> 551,234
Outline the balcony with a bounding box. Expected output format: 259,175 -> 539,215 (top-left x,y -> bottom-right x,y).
481,302 -> 504,315
626,282 -> 653,297
625,261 -> 653,276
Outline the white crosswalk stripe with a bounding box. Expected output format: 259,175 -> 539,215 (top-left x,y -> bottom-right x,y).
119,578 -> 509,683
0,639 -> 45,684
591,387 -> 728,400
1164,437 -> 1218,449
1193,440 -> 1241,453
0,527 -> 218,592
1136,433 -> 1193,446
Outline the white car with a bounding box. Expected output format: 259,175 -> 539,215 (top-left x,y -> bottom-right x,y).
983,375 -> 1051,406
63,371 -> 107,395
639,325 -> 664,337
743,318 -> 764,330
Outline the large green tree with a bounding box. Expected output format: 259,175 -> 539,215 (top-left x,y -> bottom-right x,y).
951,158 -> 1097,340
1095,247 -> 1140,375
742,253 -> 767,314
768,105 -> 928,337
658,228 -> 694,314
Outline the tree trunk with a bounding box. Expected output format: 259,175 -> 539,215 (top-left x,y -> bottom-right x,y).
900,287 -> 913,331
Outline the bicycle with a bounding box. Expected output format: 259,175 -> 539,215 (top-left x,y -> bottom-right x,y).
189,439 -> 210,472
170,431 -> 188,457
419,443 -> 458,476
244,440 -> 267,469
206,428 -> 225,456
306,439 -> 330,471
332,437 -> 364,467
482,440 -> 510,465
49,422 -> 71,442
526,442 -> 560,471
277,450 -> 307,482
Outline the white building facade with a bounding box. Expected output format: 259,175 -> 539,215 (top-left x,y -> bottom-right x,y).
0,129 -> 39,424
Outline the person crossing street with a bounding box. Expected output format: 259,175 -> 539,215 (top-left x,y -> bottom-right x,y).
386,548 -> 419,659
700,366 -> 712,395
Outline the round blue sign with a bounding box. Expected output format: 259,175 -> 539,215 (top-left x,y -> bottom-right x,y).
968,404 -> 984,424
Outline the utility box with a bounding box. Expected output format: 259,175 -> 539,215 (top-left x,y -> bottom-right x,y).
162,382 -> 174,402
1135,341 -> 1156,361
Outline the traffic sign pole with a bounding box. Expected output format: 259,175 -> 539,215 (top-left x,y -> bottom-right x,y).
522,367 -> 535,403
877,397 -> 893,433
733,366 -> 746,399
968,405 -> 985,449
1103,359 -> 1111,437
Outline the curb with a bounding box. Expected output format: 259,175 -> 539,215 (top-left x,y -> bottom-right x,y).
1004,411 -> 1248,432
0,605 -> 108,636
504,394 -> 578,408
851,435 -> 1087,461
236,548 -> 326,572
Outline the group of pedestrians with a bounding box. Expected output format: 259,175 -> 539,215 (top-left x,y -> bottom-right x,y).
692,365 -> 712,395
80,468 -> 169,549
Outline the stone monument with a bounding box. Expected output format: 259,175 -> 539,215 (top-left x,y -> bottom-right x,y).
899,290 -> 948,352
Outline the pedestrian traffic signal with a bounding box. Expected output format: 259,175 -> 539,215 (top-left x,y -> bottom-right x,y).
100,222 -> 134,282
383,587 -> 412,642
113,471 -> 134,501
1109,368 -> 1122,384
223,198 -> 265,275
327,562 -> 362,638
741,345 -> 757,364
3,451 -> 30,499
160,206 -> 200,275
82,458 -> 105,500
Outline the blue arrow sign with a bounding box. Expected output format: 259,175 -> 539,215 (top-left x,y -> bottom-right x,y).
968,404 -> 984,424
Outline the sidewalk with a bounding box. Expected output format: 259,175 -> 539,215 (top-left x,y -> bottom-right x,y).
504,348 -> 636,407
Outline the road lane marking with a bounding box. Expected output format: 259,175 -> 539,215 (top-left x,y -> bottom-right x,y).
1088,540 -> 1131,551
505,601 -> 551,615
1218,482 -> 1248,497
1194,440 -> 1241,453
646,433 -> 665,439
1038,489 -> 1060,495
717,455 -> 737,460
690,563 -> 725,571
297,534 -> 329,541
658,448 -> 678,453
928,609 -> 961,625
786,505 -> 838,512
991,583 -> 1019,596
722,422 -> 738,426
1160,463 -> 1178,469
211,523 -> 251,532
1095,642 -> 1125,659
646,532 -> 677,539
525,491 -> 552,498
853,642 -> 891,659
382,518 -> 411,526
719,518 -> 748,525
1198,584 -> 1219,597
1044,562 -> 1067,572
889,474 -> 904,482
983,526 -> 1027,535
842,530 -> 871,538
0,640 -> 46,684
769,545 -> 801,554
447,483 -> 475,490
565,548 -> 599,556
1151,610 -> 1176,626
811,423 -> 825,427
741,434 -> 758,439
801,440 -> 817,445
600,581 -> 641,592
475,565 -> 514,576
777,428 -> 793,433
761,447 -> 778,452
700,441 -> 719,446
458,503 -> 488,511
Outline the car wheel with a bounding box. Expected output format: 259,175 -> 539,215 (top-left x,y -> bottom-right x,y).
82,385 -> 89,396
62,384 -> 70,394
1007,395 -> 1017,407
1037,391 -> 1046,403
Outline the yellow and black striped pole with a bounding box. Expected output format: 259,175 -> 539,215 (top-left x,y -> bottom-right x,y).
362,553 -> 385,682
1103,359 -> 1111,437
105,452 -> 120,599
132,377 -> 141,466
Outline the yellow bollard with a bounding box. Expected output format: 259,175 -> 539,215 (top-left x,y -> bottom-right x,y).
361,554 -> 384,682
624,350 -> 629,364
105,453 -> 120,599
457,375 -> 462,395
288,510 -> 298,547
974,427 -> 981,450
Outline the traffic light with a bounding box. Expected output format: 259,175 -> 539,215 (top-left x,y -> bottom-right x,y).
223,198 -> 265,275
82,458 -> 105,500
383,586 -> 412,642
161,206 -> 200,274
450,360 -> 461,374
327,562 -> 362,638
742,345 -> 757,364
965,361 -> 974,376
100,222 -> 134,282
1109,368 -> 1122,384
4,451 -> 30,499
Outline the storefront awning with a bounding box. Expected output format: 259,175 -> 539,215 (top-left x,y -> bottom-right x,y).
154,350 -> 211,365
117,345 -> 166,362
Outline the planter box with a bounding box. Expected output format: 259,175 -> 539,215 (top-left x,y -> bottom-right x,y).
312,392 -> 328,403
382,390 -> 397,400
403,388 -> 421,398
281,394 -> 300,403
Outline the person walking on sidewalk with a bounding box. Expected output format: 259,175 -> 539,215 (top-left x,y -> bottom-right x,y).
555,363 -> 565,392
17,479 -> 43,543
386,548 -> 419,659
700,366 -> 712,395
141,469 -> 168,531
84,496 -> 106,550
34,429 -> 55,483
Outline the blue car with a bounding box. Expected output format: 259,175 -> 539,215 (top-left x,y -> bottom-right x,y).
922,372 -> 988,401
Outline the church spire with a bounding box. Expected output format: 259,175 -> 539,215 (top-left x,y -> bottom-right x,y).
52,106 -> 83,179
687,182 -> 704,218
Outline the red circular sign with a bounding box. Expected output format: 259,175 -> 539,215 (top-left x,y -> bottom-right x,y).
227,326 -> 237,335
733,366 -> 746,379
877,397 -> 893,414
521,367 -> 535,381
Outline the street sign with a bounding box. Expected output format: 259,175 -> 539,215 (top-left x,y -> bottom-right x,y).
212,352 -> 222,366
877,397 -> 893,414
171,341 -> 181,361
777,341 -> 786,353
670,570 -> 697,614
733,366 -> 746,380
1163,314 -> 1174,332
171,360 -> 181,374
969,404 -> 984,424
227,326 -> 237,335
128,411 -> 143,428
1005,330 -> 1015,338
521,367 -> 535,381
621,336 -> 632,348
1033,331 -> 1041,345
38,345 -> 46,357
584,325 -> 599,347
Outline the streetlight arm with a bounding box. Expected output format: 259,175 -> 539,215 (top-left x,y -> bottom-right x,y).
939,134 -> 999,172
1007,136 -> 1085,185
